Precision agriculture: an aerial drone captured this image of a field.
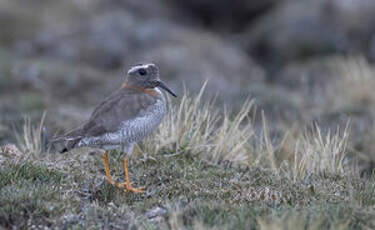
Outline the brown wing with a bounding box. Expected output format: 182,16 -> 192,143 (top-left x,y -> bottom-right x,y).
79,87 -> 159,137
50,87 -> 159,152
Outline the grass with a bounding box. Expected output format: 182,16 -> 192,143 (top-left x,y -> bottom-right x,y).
1,87 -> 375,229
142,83 -> 256,165
334,56 -> 375,108
0,161 -> 64,228
290,122 -> 351,181
15,112 -> 46,155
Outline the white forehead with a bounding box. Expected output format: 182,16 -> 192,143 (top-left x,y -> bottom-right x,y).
127,64 -> 154,74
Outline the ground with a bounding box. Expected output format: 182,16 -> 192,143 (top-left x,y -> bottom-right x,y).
2,1 -> 375,228
1,145 -> 375,229
1,94 -> 375,229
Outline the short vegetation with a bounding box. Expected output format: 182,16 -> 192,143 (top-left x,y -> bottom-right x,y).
2,0 -> 375,228
1,81 -> 375,229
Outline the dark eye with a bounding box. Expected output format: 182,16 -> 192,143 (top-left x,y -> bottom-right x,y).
138,68 -> 147,76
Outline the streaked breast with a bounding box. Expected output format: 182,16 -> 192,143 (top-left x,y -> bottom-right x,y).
119,90 -> 166,143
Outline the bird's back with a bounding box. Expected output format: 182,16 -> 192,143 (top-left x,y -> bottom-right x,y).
50,87 -> 166,152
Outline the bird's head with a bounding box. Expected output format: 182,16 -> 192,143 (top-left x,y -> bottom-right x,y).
126,63 -> 177,97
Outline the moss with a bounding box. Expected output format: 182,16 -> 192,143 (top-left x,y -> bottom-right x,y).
0,149 -> 374,229
0,162 -> 65,228
0,161 -> 63,187
2,88 -> 375,229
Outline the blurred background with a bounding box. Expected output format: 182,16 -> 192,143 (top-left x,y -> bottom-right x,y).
2,0 -> 375,167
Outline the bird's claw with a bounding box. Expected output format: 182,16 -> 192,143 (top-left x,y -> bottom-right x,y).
116,182 -> 145,193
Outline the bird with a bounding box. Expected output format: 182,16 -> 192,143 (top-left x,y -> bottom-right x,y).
50,63 -> 177,193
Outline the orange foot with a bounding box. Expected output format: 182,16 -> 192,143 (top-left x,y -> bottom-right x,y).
102,152 -> 145,193
121,156 -> 145,193
117,182 -> 145,193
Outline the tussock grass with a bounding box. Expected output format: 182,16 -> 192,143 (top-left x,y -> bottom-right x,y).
291,122 -> 351,181
329,56 -> 375,108
1,88 -> 373,229
14,112 -> 46,156
143,83 -> 256,165
257,212 -> 350,230
259,112 -> 278,171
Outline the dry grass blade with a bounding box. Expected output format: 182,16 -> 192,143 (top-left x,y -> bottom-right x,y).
15,111 -> 46,155
261,111 -> 277,172
257,212 -> 349,230
3,86 -> 372,230
142,83 -> 256,165
330,56 -> 375,108
293,121 -> 351,180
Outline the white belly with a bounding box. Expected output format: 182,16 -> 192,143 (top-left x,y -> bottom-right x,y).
115,97 -> 167,144
78,92 -> 167,149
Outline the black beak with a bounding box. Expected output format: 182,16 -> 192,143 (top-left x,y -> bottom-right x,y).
157,81 -> 177,97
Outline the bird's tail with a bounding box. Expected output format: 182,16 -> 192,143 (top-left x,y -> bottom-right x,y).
48,136 -> 82,153
48,127 -> 83,153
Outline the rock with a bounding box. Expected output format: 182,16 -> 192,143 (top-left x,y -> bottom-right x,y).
0,144 -> 23,165
0,0 -> 105,45
276,57 -> 339,90
244,0 -> 375,74
136,26 -> 265,100
250,83 -> 303,125
146,206 -> 168,220
0,52 -> 112,141
166,0 -> 279,31
275,57 -> 342,109
28,11 -> 136,70
21,10 -> 265,101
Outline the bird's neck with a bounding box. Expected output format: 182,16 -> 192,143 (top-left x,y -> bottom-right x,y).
121,82 -> 158,96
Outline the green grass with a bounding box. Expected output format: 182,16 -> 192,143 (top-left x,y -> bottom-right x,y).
1,148 -> 375,229
1,89 -> 375,229
0,162 -> 64,228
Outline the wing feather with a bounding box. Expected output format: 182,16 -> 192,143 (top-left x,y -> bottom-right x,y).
81,87 -> 158,137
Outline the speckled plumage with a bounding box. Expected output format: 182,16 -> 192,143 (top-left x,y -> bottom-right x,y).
51,63 -> 175,155
76,88 -> 166,155
50,63 -> 176,193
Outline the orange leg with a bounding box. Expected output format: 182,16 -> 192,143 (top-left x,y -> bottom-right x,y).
103,151 -> 145,193
119,156 -> 145,193
103,151 -> 116,185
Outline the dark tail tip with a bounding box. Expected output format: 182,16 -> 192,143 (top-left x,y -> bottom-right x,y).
48,138 -> 69,153
49,135 -> 81,153
60,147 -> 68,153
